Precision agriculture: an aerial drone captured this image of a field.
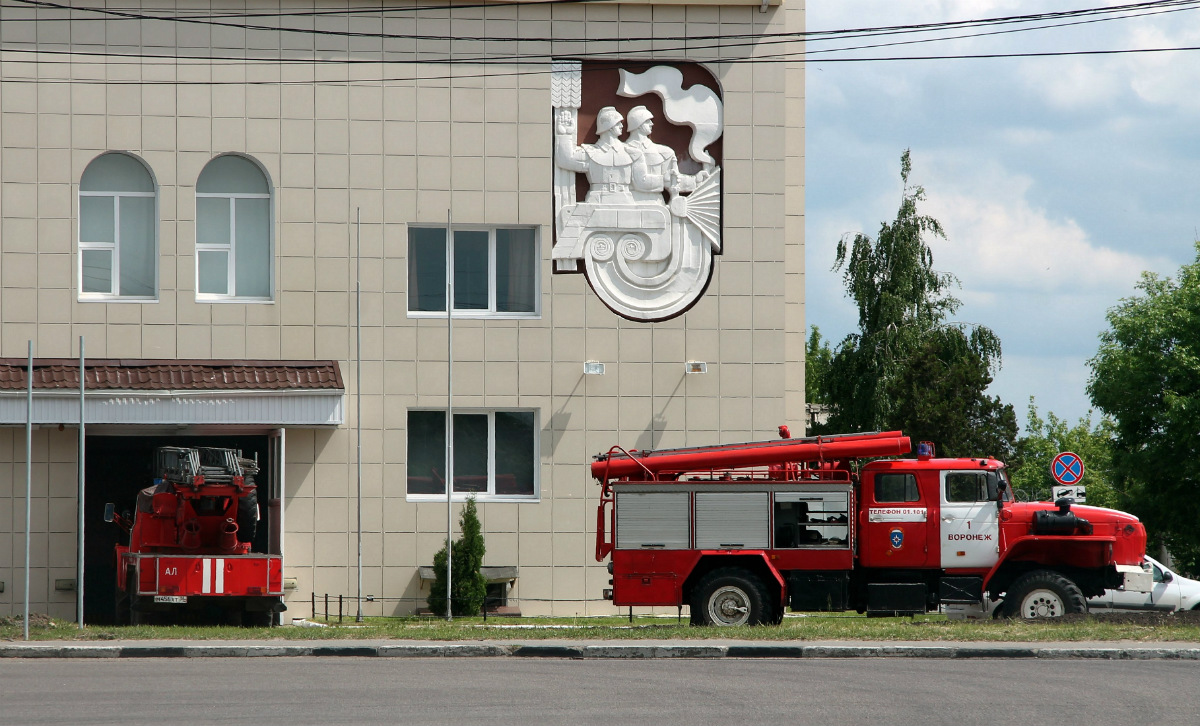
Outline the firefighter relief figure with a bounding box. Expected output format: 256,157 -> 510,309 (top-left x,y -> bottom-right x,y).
552,62 -> 722,321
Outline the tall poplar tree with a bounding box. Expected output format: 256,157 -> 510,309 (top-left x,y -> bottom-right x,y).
823,150 -> 1015,457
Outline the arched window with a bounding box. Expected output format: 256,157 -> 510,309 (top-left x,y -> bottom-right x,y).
195,155 -> 273,300
78,153 -> 158,299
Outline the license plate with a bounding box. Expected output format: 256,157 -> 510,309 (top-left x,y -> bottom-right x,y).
154,595 -> 188,604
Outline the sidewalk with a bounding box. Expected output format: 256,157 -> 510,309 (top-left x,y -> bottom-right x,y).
3,638 -> 1199,660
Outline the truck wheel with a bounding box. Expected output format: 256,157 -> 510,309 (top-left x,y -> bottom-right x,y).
129,594 -> 147,626
691,568 -> 770,626
1000,570 -> 1088,619
114,588 -> 130,626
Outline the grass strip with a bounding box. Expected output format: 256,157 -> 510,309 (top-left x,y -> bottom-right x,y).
4,612 -> 1200,643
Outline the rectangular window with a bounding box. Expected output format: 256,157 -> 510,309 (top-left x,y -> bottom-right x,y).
195,192 -> 273,301
875,473 -> 920,503
406,409 -> 538,500
81,248 -> 114,294
79,192 -> 157,300
946,472 -> 992,503
407,227 -> 539,317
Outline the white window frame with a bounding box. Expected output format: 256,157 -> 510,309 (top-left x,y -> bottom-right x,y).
195,156 -> 275,303
407,226 -> 541,319
406,407 -> 540,503
78,171 -> 159,302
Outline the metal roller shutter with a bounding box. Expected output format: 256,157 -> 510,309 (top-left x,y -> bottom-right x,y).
615,492 -> 690,549
695,492 -> 770,549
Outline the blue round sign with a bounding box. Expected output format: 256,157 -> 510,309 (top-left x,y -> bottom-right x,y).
1051,452 -> 1084,485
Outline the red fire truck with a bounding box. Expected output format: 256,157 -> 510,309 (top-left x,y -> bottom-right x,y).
106,446 -> 285,626
593,429 -> 1150,624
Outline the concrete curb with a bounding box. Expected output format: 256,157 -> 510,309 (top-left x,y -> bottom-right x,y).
2,642 -> 1200,660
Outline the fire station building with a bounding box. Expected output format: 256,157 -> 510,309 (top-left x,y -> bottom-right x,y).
0,0 -> 806,621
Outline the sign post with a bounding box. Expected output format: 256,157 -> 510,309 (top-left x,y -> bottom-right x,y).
1050,452 -> 1085,502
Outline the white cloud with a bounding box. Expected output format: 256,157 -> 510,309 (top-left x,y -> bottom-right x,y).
921,163 -> 1168,296
1125,24 -> 1200,111
1018,57 -> 1127,111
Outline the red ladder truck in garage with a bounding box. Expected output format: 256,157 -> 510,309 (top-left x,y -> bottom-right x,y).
593,429 -> 1151,624
106,446 -> 286,626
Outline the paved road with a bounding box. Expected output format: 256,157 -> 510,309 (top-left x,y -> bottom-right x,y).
2,657 -> 1198,725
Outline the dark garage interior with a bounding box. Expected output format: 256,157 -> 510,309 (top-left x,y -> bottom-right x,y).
82,433 -> 271,625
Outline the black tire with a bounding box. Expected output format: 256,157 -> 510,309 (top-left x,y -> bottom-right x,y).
120,567 -> 139,626
999,570 -> 1088,619
114,587 -> 130,626
129,594 -> 148,626
690,568 -> 770,626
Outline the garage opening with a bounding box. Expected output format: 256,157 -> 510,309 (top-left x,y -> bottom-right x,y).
83,432 -> 279,625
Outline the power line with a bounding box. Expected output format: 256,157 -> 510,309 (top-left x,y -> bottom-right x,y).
3,43 -> 1200,87
0,2 -> 1195,69
3,0 -> 1197,47
804,2 -> 1200,58
0,0 -> 1197,84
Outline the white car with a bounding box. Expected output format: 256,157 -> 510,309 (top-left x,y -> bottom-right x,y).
1088,556 -> 1200,613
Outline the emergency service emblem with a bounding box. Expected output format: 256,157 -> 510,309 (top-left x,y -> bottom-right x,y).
889,528 -> 904,549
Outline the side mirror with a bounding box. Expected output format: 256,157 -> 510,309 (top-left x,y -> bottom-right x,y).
103,502 -> 115,523
1162,570 -> 1174,583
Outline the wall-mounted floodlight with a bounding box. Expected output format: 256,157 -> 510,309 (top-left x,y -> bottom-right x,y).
584,361 -> 606,375
685,361 -> 708,374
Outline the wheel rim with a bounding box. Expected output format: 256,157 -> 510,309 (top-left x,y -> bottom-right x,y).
1019,588 -> 1066,618
708,585 -> 752,626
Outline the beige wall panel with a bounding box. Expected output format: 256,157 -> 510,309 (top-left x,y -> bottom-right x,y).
0,0 -> 802,619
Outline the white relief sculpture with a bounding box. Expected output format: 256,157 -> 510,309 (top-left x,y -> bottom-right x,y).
552,63 -> 724,321
551,60 -> 583,270
618,66 -> 723,171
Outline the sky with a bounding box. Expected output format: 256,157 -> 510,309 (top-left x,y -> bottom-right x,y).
804,0 -> 1200,429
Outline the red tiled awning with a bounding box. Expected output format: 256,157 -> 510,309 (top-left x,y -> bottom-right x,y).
0,360 -> 345,426
0,360 -> 343,392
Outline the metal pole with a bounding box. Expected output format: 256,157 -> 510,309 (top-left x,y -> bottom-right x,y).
355,208 -> 363,623
23,341 -> 33,641
446,208 -> 454,622
77,336 -> 85,628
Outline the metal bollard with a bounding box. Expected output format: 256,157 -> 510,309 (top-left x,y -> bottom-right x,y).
325,593 -> 329,623
339,594 -> 343,624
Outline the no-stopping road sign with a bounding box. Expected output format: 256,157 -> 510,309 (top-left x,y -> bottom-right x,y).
1051,452 -> 1084,485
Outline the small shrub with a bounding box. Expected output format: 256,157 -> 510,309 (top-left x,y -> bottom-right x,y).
427,497 -> 488,617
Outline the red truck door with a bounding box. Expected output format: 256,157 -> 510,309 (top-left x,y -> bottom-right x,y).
860,469 -> 935,569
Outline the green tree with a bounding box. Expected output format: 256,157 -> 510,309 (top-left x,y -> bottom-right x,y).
1009,399 -> 1117,507
887,336 -> 1017,460
427,497 -> 489,617
805,325 -> 834,405
823,150 -> 1012,456
1088,244 -> 1200,574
